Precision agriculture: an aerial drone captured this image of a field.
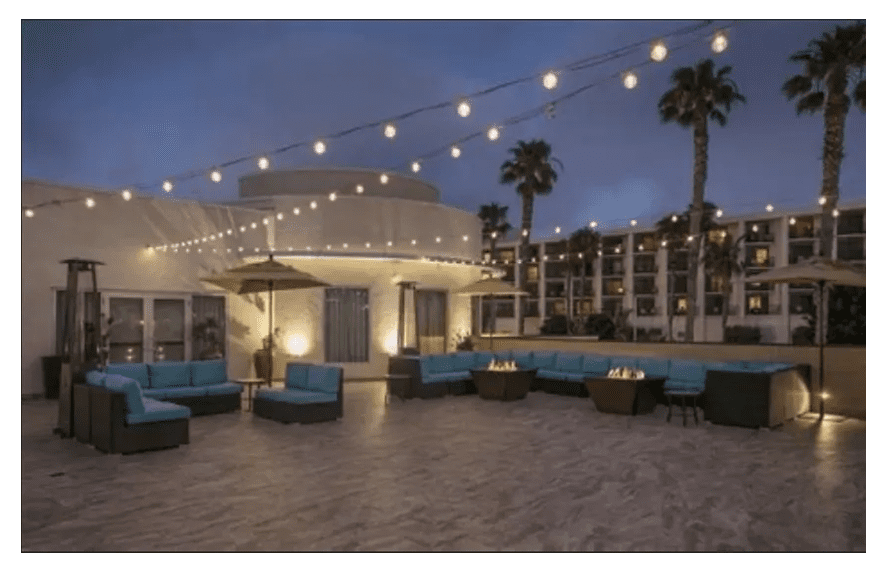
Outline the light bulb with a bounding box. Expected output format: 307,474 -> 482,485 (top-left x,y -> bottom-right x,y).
671,214 -> 678,222
277,212 -> 283,220
121,189 -> 132,201
590,221 -> 598,228
326,245 -> 331,250
310,201 -> 318,209
356,184 -> 364,194
623,71 -> 638,89
210,170 -> 222,183
456,99 -> 471,117
661,240 -> 667,247
238,247 -> 243,252
239,226 -> 246,232
411,239 -> 416,245
85,197 -> 96,208
487,126 -> 500,141
716,209 -> 723,217
252,222 -> 258,228
522,229 -> 528,237
313,140 -> 326,155
832,209 -> 840,217
789,217 -> 796,225
380,173 -> 389,184
293,207 -> 300,215
411,161 -> 421,173
766,204 -> 774,212
630,219 -> 637,226
387,241 -> 393,247
257,156 -> 269,170
262,218 -> 269,225
712,31 -> 728,53
554,226 -> 561,234
819,196 -> 827,205
542,71 -> 558,90
491,231 -> 497,239
451,145 -> 461,158
329,191 -> 337,201
24,209 -> 34,218
366,242 -> 371,248
435,237 -> 441,243
384,123 -> 396,139
752,224 -> 759,232
686,235 -> 693,242
462,235 -> 468,241
343,243 -> 348,248
162,180 -> 173,192
650,41 -> 668,62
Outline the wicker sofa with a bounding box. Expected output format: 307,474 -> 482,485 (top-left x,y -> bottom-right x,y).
252,362 -> 343,424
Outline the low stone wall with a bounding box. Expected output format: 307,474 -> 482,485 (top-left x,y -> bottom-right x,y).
477,337 -> 865,420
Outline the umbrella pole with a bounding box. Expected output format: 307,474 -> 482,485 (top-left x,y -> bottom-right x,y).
268,282 -> 274,389
819,280 -> 825,420
487,294 -> 493,352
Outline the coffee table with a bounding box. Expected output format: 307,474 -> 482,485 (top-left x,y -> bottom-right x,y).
470,368 -> 537,401
666,391 -> 701,426
584,376 -> 666,415
234,378 -> 269,411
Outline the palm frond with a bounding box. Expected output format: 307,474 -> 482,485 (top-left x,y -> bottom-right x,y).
853,79 -> 865,111
782,75 -> 813,99
796,92 -> 825,115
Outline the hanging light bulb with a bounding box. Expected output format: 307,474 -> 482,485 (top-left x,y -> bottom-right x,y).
752,224 -> 759,232
661,240 -> 667,247
832,208 -> 840,217
623,71 -> 638,89
789,217 -> 796,225
329,191 -> 337,201
262,218 -> 269,226
712,31 -> 728,53
121,189 -> 132,201
85,197 -> 96,208
590,221 -> 598,228
456,98 -> 471,117
310,201 -> 318,209
162,180 -> 173,193
435,237 -> 441,243
383,123 -> 396,139
716,209 -> 724,217
313,140 -> 326,155
239,226 -> 246,232
486,126 -> 500,141
366,242 -> 371,248
356,184 -> 364,194
387,241 -> 393,247
252,222 -> 258,228
766,204 -> 774,212
293,207 -> 300,215
257,156 -> 270,170
24,209 -> 34,218
227,229 -> 233,235
343,243 -> 348,248
542,70 -> 558,90
522,229 -> 529,237
819,196 -> 827,205
411,161 -> 421,173
650,41 -> 668,62
451,145 -> 461,158
410,239 -> 417,245
210,169 -> 222,183
630,219 -> 637,226
380,173 -> 389,185
462,235 -> 469,241
276,212 -> 284,220
554,226 -> 561,234
671,214 -> 678,222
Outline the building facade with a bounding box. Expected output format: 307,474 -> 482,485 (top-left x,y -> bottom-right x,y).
482,202 -> 865,344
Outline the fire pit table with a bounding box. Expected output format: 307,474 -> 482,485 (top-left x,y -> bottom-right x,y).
584,374 -> 666,415
470,367 -> 537,401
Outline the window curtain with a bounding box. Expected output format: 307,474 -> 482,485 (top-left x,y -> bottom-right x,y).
192,295 -> 226,360
324,288 -> 369,363
416,290 -> 446,354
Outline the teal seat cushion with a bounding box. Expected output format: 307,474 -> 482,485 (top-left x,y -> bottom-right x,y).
285,363 -> 311,389
103,374 -> 146,414
425,371 -> 470,384
157,386 -> 204,400
533,351 -> 558,369
305,366 -> 339,395
255,388 -> 337,405
190,360 -> 227,387
563,372 -> 587,383
106,363 -> 150,389
85,370 -> 106,387
126,399 -> 190,425
610,356 -> 639,369
148,362 -> 191,388
202,383 -> 244,396
668,360 -> 706,383
436,354 -> 459,373
452,352 -> 476,371
554,353 -> 583,373
636,357 -> 670,379
582,355 -> 610,374
141,388 -> 168,400
473,352 -> 494,367
513,351 -> 534,369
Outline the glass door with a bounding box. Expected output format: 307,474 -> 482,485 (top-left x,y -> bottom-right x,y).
415,290 -> 447,354
153,299 -> 186,361
107,297 -> 145,363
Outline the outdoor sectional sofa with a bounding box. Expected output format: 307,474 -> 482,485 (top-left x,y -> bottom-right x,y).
388,350 -> 809,428
252,362 -> 343,424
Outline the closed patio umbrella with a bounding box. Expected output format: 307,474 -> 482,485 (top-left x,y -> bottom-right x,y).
200,255 -> 330,388
455,276 -> 527,350
749,257 -> 865,419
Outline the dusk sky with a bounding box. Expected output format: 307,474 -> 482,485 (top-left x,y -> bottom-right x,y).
22,19 -> 866,237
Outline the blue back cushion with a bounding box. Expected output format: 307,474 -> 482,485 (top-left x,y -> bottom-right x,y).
494,350 -> 513,362
420,357 -> 434,379
473,351 -> 494,367
190,360 -> 227,387
85,370 -> 106,387
286,363 -> 311,389
106,363 -> 150,389
636,357 -> 670,379
306,366 -> 340,395
148,362 -> 191,388
554,353 -> 583,373
582,355 -> 610,374
103,374 -> 146,414
668,359 -> 707,383
609,356 -> 638,369
533,351 -> 558,369
453,352 -> 476,371
437,354 -> 459,373
513,351 -> 534,369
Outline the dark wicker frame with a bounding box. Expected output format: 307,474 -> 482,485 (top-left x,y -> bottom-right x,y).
536,376 -> 591,398
252,363 -> 344,424
89,386 -> 189,454
704,366 -> 810,428
73,384 -> 93,444
470,368 -> 536,401
584,376 -> 665,415
160,393 -> 241,416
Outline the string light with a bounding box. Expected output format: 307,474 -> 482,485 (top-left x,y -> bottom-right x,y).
752,224 -> 759,232
411,239 -> 417,245
356,185 -> 364,194
451,145 -> 461,158
671,214 -> 678,222
661,240 -> 667,247
623,71 -> 638,89
293,208 -> 300,215
462,235 -> 469,241
383,123 -> 396,139
554,226 -> 561,234
650,41 -> 668,62
590,221 -> 598,228
542,71 -> 558,90
630,220 -> 637,226
365,242 -> 371,248
276,212 -> 284,220
310,201 -> 318,209
239,226 -> 246,232
343,243 -> 348,248
819,196 -> 827,205
486,126 -> 500,141
257,156 -> 270,170
162,180 -> 173,193
380,173 -> 389,185
832,209 -> 840,217
789,217 -> 796,225
24,209 -> 34,218
262,218 -> 269,226
210,169 -> 222,183
712,30 -> 728,53
387,241 -> 393,247
435,237 -> 441,243
326,245 -> 332,250
766,204 -> 774,212
411,161 -> 421,173
252,222 -> 258,228
329,191 -> 337,201
121,189 -> 132,201
522,229 -> 529,237
456,98 -> 471,117
85,197 -> 96,208
716,209 -> 724,217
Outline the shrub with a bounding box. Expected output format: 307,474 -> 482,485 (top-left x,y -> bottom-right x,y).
585,314 -> 616,340
540,314 -> 569,335
724,326 -> 762,344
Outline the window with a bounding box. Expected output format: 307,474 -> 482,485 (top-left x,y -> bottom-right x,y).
545,261 -> 567,278
153,299 -> 185,361
108,297 -> 145,363
707,227 -> 729,245
671,296 -> 688,315
545,281 -> 565,298
524,282 -> 539,298
499,249 -> 515,263
603,279 -> 624,297
789,242 -> 814,264
571,280 -> 593,297
634,276 -> 656,295
705,275 -> 728,294
545,299 -> 566,317
705,294 -> 724,316
523,299 -> 539,318
602,298 -> 622,315
789,292 -> 814,315
746,293 -> 769,315
502,265 -> 515,282
837,237 -> 864,261
636,296 -> 656,316
746,246 -> 770,267
495,298 -> 515,318
837,210 -> 865,235
669,274 -> 688,294
668,251 -> 688,271
602,257 -> 624,276
745,221 -> 772,241
634,233 -> 656,252
573,299 -> 594,316
633,254 -> 656,274
789,216 -> 815,239
192,295 -> 226,360
526,264 -> 539,281
324,288 -> 369,362
545,241 -> 567,255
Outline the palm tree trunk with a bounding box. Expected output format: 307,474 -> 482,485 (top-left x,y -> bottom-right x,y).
721,282 -> 731,342
686,111 -> 709,343
518,192 -> 534,336
489,237 -> 498,336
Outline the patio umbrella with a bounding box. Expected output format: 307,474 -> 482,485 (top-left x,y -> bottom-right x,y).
200,255 -> 330,387
455,276 -> 527,350
749,257 -> 865,419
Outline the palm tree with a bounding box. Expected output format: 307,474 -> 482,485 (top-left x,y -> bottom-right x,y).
477,203 -> 512,264
655,212 -> 689,342
783,22 -> 865,260
567,227 -> 600,333
703,228 -> 744,342
499,139 -> 562,335
658,59 -> 745,342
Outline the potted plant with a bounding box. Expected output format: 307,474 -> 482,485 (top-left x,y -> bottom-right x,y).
194,317 -> 224,360
253,327 -> 281,381
452,330 -> 474,351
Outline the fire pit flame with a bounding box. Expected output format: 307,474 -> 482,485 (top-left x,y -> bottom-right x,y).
487,359 -> 518,372
607,366 -> 645,380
